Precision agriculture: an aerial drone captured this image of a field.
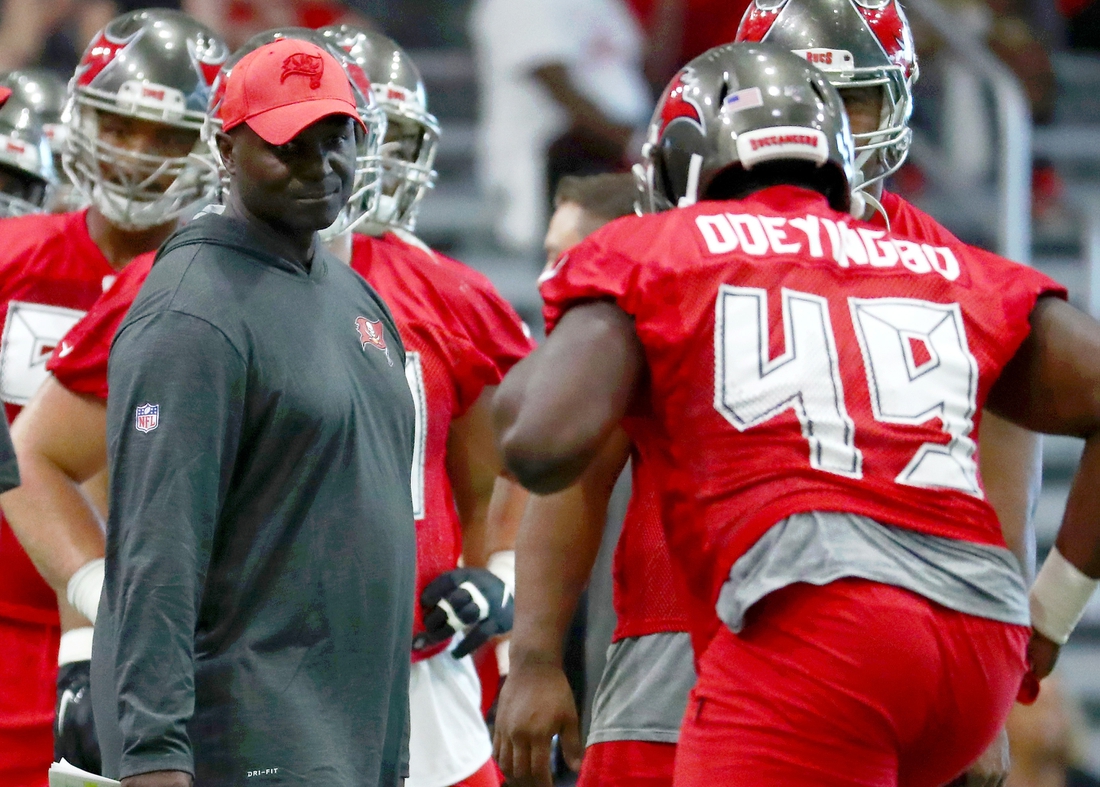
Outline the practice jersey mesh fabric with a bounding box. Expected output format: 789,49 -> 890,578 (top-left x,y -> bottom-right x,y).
350,233 -> 534,661
545,188 -> 1031,646
0,209 -> 119,625
48,251 -> 154,401
541,185 -> 1064,652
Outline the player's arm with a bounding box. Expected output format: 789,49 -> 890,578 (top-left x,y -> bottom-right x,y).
448,385 -> 525,567
416,386 -> 529,659
494,300 -> 645,494
978,412 -> 1041,579
0,377 -> 107,608
985,296 -> 1100,681
493,427 -> 631,787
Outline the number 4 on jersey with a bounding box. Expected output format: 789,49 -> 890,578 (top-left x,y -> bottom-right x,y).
715,286 -> 981,496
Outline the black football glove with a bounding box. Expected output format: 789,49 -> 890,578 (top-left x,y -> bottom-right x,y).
414,567 -> 514,659
55,660 -> 101,774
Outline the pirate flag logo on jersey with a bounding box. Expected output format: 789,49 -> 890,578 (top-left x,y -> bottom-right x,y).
356,316 -> 393,366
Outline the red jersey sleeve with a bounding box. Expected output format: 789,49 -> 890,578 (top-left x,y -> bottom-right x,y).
424,257 -> 532,418
539,220 -> 644,334
446,268 -> 536,416
46,252 -> 155,399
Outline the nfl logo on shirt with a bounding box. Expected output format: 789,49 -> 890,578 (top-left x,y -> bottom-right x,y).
135,403 -> 159,433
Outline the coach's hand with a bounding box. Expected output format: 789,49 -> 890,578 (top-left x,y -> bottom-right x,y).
121,771 -> 191,787
492,656 -> 582,787
415,567 -> 514,659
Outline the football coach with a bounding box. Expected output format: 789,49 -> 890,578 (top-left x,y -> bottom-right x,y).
91,38 -> 417,787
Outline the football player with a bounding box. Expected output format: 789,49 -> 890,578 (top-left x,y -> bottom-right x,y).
2,69 -> 73,211
0,71 -> 57,218
494,41 -> 1085,787
0,10 -> 226,781
318,26 -> 532,787
494,2 -> 1041,785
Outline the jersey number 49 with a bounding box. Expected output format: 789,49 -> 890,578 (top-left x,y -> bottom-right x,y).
715,286 -> 982,496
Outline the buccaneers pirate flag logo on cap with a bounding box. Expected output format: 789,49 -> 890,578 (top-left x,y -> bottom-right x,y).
281,52 -> 324,89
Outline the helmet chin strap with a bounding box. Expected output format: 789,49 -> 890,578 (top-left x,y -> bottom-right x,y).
848,164 -> 890,229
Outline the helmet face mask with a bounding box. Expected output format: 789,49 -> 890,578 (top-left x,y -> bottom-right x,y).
64,9 -> 228,230
736,0 -> 918,198
635,43 -> 856,216
65,104 -> 216,229
320,24 -> 439,235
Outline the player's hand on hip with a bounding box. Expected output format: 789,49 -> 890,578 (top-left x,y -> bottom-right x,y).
414,567 -> 514,658
1026,630 -> 1061,685
120,771 -> 192,787
492,658 -> 582,787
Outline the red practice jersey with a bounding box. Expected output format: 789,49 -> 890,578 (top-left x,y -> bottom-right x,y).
350,233 -> 534,660
0,210 -> 120,625
542,185 -> 1063,651
50,232 -> 535,659
590,190 -> 971,643
47,251 -> 155,400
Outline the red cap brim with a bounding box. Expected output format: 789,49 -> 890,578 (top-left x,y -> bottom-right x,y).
0,87 -> 11,109
242,100 -> 366,146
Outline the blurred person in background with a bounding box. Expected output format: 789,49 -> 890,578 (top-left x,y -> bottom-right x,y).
0,9 -> 224,781
469,0 -> 651,255
1006,674 -> 1100,787
909,0 -> 1061,221
624,0 -> 752,90
187,0 -> 372,51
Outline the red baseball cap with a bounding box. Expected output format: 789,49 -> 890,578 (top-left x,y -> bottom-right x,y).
0,87 -> 10,109
220,38 -> 365,146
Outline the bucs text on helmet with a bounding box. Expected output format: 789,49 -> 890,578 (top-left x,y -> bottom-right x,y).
0,71 -> 58,217
319,24 -> 440,235
736,0 -> 917,207
64,9 -> 228,231
204,27 -> 387,241
635,42 -> 855,215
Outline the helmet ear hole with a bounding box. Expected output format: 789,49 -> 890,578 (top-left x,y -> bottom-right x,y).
717,80 -> 730,107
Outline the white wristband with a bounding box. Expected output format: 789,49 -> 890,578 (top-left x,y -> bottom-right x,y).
67,558 -> 104,626
58,626 -> 94,666
487,550 -> 515,598
1030,547 -> 1099,645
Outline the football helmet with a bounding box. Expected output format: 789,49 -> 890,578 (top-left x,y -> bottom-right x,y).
0,72 -> 57,217
206,27 -> 386,241
4,69 -> 67,164
320,24 -> 440,234
635,42 -> 855,214
64,9 -> 228,230
736,0 -> 917,201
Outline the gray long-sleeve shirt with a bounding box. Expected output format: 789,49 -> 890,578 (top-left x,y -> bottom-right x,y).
0,415 -> 17,492
92,214 -> 417,786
